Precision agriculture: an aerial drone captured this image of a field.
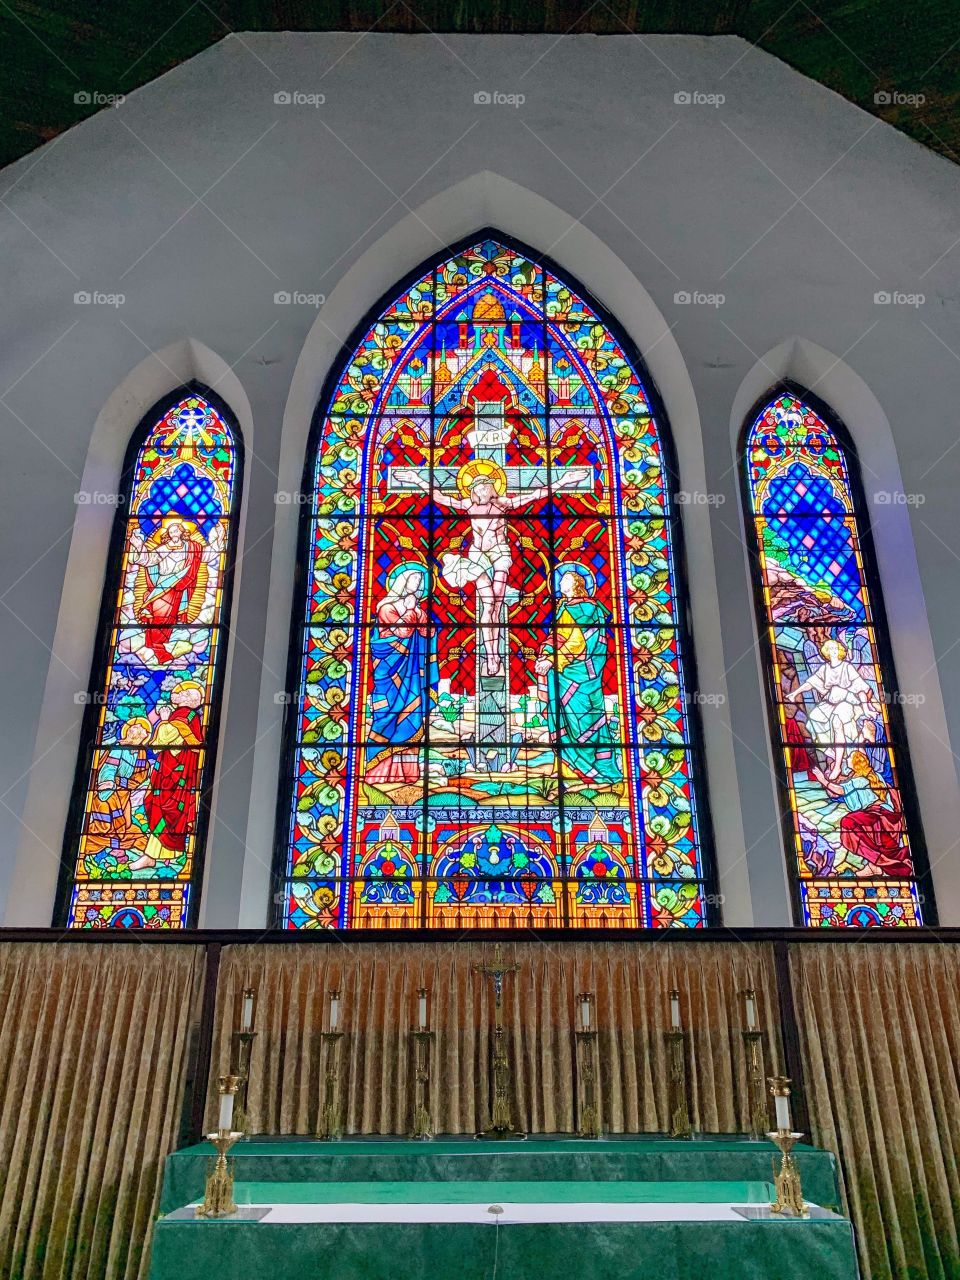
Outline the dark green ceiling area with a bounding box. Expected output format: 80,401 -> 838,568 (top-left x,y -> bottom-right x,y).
3,1 -> 959,170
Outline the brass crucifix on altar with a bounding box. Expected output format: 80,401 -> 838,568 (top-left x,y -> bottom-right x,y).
473,944 -> 525,1140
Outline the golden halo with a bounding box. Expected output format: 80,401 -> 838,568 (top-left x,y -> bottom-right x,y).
456,459 -> 507,498
143,516 -> 201,548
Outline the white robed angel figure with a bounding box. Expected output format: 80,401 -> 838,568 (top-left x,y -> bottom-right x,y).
788,637 -> 883,782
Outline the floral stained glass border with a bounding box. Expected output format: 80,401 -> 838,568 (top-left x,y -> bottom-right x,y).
277,235 -> 716,929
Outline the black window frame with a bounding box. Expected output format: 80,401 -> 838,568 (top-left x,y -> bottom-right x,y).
54,381 -> 245,929
737,379 -> 937,927
271,229 -> 720,931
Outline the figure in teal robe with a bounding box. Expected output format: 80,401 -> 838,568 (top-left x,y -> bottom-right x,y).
538,576 -> 622,784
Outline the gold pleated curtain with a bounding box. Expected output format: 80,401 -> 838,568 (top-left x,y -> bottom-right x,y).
0,943 -> 205,1280
206,940 -> 781,1136
11,936 -> 960,1280
790,943 -> 960,1280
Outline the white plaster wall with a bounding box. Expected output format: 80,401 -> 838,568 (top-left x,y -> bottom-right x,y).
2,32 -> 960,928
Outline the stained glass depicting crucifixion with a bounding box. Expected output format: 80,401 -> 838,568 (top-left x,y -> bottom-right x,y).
277,235 -> 714,929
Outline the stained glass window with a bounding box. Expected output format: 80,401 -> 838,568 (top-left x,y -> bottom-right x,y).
276,234 -> 715,929
741,388 -> 932,927
58,386 -> 241,928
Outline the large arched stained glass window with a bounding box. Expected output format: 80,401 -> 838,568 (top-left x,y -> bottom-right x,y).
276,234 -> 715,930
57,385 -> 242,928
741,386 -> 933,927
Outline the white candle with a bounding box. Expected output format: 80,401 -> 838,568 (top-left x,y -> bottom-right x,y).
774,1092 -> 791,1132
218,1090 -> 234,1133
580,996 -> 591,1031
418,990 -> 428,1031
670,991 -> 681,1030
745,991 -> 757,1030
329,992 -> 340,1032
241,990 -> 255,1033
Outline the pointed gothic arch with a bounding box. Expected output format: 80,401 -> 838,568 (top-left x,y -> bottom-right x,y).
274,232 -> 716,929
56,383 -> 243,928
739,382 -> 935,927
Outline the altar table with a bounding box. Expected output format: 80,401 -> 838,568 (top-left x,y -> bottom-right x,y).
158,1133 -> 842,1214
149,1178 -> 860,1280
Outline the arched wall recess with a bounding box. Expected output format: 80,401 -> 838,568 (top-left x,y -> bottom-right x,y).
272,229 -> 720,930
5,341 -> 253,928
242,173 -> 748,929
731,337 -> 960,926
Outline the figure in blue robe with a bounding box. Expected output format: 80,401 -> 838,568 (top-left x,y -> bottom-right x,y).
366,569 -> 436,781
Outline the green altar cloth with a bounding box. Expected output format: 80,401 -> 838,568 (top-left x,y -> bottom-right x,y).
227,1177 -> 776,1203
159,1134 -> 841,1214
149,1177 -> 859,1280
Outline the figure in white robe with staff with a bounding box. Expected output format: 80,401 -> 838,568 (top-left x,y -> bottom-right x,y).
788,637 -> 883,782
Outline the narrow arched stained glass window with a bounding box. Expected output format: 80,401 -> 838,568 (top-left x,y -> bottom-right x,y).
275,233 -> 716,930
741,387 -> 933,927
58,386 -> 242,928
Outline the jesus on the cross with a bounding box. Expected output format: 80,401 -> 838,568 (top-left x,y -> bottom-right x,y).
406,460 -> 580,676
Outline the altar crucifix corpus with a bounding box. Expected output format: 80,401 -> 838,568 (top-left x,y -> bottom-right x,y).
392,398 -> 591,770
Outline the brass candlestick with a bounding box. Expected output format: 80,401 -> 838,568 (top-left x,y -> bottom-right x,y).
741,1030 -> 767,1141
410,1029 -> 436,1140
664,991 -> 692,1139
195,1131 -> 243,1217
768,1076 -> 808,1217
575,1028 -> 600,1139
232,987 -> 257,1137
233,1034 -> 257,1137
195,1075 -> 242,1218
317,1030 -> 344,1140
474,944 -> 524,1139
